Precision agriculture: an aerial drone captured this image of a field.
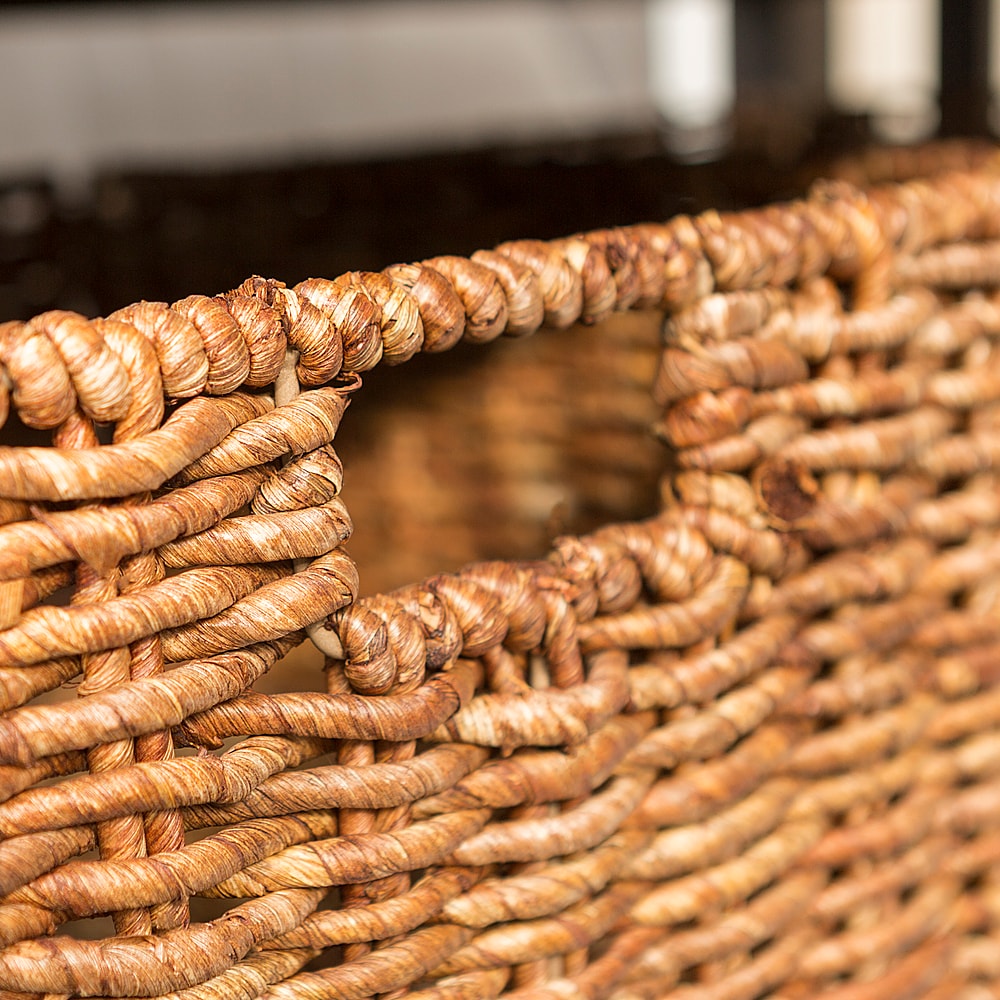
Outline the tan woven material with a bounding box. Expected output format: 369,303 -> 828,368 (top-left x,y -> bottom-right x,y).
2,150 -> 1000,998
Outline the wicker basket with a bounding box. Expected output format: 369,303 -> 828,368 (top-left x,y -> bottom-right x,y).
2,147 -> 1000,999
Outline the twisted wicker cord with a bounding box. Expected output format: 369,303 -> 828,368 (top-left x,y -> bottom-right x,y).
2,166 -> 1000,496
3,155 -> 1000,998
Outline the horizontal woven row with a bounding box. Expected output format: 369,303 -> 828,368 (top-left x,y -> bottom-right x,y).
1,148 -> 1000,998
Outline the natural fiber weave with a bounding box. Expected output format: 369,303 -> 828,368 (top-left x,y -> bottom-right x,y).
2,149 -> 1000,998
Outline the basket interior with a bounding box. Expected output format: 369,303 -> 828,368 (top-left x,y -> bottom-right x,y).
337,310 -> 665,596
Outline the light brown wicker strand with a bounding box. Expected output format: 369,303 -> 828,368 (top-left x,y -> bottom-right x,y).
51,409 -> 152,938
3,156 -> 1000,997
0,165 -> 996,466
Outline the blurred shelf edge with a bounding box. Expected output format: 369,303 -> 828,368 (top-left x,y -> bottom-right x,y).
0,0 -> 997,321
0,113 -> 883,324
3,0 -> 991,186
0,0 -> 657,184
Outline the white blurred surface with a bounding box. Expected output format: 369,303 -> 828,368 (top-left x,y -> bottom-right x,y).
4,0 -> 991,186
827,0 -> 939,141
645,0 -> 734,129
0,1 -> 655,182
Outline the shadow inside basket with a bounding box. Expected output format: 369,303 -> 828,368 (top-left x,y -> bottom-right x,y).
263,309 -> 666,692
336,310 -> 666,596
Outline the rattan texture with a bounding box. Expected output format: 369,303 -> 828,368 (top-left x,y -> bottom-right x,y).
1,151 -> 1000,999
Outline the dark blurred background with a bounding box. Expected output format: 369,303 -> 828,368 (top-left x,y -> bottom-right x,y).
0,0 -> 993,320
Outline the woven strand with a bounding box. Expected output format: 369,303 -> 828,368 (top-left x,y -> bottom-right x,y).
3,152 -> 1000,997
